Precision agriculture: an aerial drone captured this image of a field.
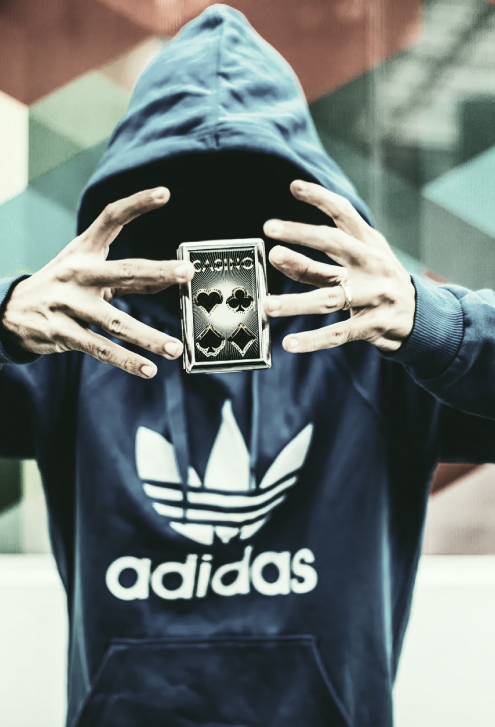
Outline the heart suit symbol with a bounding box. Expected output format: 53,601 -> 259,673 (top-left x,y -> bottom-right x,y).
194,289 -> 223,315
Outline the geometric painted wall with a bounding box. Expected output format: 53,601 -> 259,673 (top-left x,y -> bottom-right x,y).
0,69 -> 133,276
0,0 -> 149,105
1,0 -> 422,106
311,0 -> 495,289
0,0 -> 423,279
99,0 -> 423,101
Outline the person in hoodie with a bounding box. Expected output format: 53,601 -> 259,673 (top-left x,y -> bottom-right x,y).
1,5 -> 495,727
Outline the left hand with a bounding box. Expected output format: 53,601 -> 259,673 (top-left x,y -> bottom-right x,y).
263,180 -> 416,354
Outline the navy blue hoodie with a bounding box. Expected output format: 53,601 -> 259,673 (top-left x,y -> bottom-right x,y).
2,5 -> 495,727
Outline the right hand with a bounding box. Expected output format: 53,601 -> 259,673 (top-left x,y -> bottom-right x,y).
1,187 -> 195,379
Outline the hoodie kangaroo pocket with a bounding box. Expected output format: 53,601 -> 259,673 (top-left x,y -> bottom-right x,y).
74,635 -> 352,727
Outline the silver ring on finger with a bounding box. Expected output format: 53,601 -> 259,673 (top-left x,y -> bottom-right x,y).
339,280 -> 353,311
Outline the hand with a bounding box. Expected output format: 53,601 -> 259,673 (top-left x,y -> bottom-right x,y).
263,180 -> 416,354
1,187 -> 195,378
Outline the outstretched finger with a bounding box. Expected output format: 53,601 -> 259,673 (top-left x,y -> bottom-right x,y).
66,326 -> 159,378
72,300 -> 184,361
264,219 -> 365,267
290,180 -> 372,243
290,180 -> 390,251
282,317 -> 366,353
81,187 -> 170,252
268,245 -> 345,287
265,287 -> 347,317
75,258 -> 195,292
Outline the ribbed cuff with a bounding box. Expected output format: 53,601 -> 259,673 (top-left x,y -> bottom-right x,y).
380,275 -> 464,379
0,276 -> 41,365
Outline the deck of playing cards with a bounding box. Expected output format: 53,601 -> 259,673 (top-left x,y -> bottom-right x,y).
178,239 -> 271,374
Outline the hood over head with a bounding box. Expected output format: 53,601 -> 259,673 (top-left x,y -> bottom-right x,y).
77,4 -> 371,309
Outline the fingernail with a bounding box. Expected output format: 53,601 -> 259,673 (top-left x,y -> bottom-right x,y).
175,264 -> 188,280
292,180 -> 307,194
267,298 -> 281,313
284,337 -> 299,351
152,187 -> 169,202
269,246 -> 287,266
141,364 -> 156,378
264,219 -> 284,237
164,341 -> 179,357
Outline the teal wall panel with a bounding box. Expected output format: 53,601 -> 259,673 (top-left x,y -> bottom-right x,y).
424,145 -> 495,240
0,187 -> 76,277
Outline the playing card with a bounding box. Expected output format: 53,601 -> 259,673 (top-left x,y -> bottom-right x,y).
178,239 -> 271,373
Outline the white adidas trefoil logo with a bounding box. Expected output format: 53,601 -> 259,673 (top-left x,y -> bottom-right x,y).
136,401 -> 313,545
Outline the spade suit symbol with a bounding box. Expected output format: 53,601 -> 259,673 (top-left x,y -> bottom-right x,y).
196,324 -> 225,357
227,287 -> 254,313
136,401 -> 314,545
194,288 -> 223,315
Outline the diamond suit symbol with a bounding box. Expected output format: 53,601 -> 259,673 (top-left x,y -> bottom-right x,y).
136,401 -> 313,545
229,324 -> 255,356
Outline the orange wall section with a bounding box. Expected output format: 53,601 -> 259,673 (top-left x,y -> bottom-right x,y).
99,0 -> 423,101
0,0 -> 423,105
100,0 -> 211,35
0,0 -> 150,105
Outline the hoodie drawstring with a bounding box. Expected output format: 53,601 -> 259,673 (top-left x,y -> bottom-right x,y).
164,360 -> 190,512
165,361 -> 261,498
249,370 -> 260,490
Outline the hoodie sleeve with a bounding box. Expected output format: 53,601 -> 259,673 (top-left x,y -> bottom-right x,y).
0,277 -> 41,366
0,276 -> 44,458
384,274 -> 495,420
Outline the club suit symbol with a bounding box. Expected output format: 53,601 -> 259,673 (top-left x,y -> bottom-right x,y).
194,288 -> 223,315
226,287 -> 254,313
136,401 -> 313,545
196,325 -> 225,357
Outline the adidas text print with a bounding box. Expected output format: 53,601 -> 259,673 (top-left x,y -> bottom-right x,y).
106,547 -> 318,600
